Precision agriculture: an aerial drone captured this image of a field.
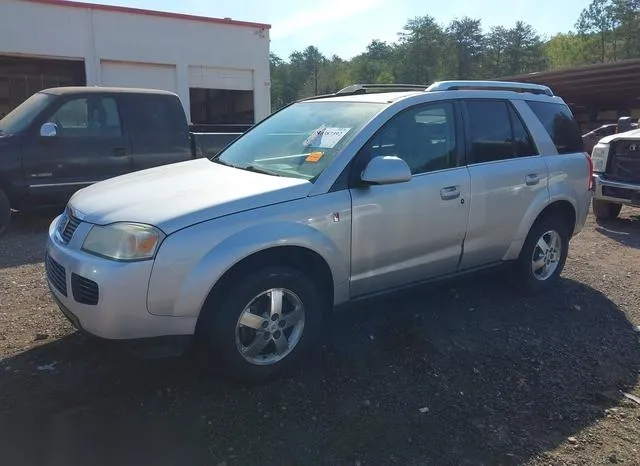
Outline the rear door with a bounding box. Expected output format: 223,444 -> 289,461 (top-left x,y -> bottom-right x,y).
457,98 -> 549,270
23,93 -> 132,205
122,93 -> 192,171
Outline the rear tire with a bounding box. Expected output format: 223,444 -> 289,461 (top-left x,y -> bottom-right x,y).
592,199 -> 622,221
0,189 -> 11,237
196,266 -> 323,383
516,214 -> 570,294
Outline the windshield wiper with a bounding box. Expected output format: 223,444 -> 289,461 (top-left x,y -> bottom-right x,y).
214,158 -> 282,177
242,165 -> 283,177
212,158 -> 236,167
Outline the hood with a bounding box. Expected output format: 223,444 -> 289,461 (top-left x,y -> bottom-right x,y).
69,158 -> 312,234
600,128 -> 640,144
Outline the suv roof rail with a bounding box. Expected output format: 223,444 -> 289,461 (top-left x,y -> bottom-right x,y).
336,83 -> 430,95
295,83 -> 429,103
426,80 -> 554,96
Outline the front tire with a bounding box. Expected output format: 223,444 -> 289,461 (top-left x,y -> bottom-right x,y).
516,215 -> 570,294
197,266 -> 323,383
592,199 -> 622,221
0,189 -> 11,237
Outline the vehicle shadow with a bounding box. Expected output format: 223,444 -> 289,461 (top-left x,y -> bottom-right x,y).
0,276 -> 638,466
595,211 -> 640,249
0,211 -> 56,269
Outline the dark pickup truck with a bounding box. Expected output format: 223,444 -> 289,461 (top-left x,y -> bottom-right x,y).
0,86 -> 249,234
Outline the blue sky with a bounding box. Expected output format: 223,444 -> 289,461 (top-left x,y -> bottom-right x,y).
72,0 -> 590,60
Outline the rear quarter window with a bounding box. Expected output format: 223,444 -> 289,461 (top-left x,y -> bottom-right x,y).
525,101 -> 584,154
124,94 -> 188,135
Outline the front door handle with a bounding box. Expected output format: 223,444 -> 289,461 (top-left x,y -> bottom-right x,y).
440,185 -> 460,200
113,147 -> 129,157
525,174 -> 540,186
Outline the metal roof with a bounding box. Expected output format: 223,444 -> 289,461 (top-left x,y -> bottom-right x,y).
26,0 -> 271,30
498,59 -> 640,107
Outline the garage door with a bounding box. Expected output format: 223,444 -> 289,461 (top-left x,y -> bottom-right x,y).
101,60 -> 177,94
188,65 -> 253,91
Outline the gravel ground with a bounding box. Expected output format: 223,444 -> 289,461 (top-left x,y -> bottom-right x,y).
0,208 -> 639,466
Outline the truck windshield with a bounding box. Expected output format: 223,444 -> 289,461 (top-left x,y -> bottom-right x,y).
0,92 -> 55,136
214,100 -> 385,180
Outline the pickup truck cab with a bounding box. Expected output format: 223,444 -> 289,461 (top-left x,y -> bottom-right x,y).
44,80 -> 592,382
590,127 -> 640,220
0,87 -> 244,234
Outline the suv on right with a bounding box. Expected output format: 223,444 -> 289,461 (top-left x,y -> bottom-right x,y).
590,126 -> 640,220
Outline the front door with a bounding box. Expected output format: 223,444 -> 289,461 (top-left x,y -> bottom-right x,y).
23,94 -> 132,206
349,101 -> 471,297
457,98 -> 549,270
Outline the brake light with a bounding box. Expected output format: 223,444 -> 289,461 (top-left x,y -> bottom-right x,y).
585,152 -> 594,191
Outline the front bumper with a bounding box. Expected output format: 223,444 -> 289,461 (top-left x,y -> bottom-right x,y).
593,174 -> 640,206
45,215 -> 197,340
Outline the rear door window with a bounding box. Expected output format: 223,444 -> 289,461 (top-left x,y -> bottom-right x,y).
464,99 -> 537,164
525,101 -> 584,154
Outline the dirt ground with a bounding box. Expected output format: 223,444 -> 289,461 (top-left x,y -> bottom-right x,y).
0,207 -> 639,466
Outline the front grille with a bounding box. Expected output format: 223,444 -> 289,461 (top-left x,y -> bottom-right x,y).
57,209 -> 82,244
45,253 -> 67,296
608,140 -> 640,183
71,273 -> 99,305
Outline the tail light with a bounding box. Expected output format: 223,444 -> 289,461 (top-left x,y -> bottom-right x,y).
585,152 -> 595,191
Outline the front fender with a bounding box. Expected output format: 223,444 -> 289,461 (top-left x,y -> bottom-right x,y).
146,190 -> 353,318
171,222 -> 349,317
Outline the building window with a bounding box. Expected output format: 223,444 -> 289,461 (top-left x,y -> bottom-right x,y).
189,88 -> 254,125
0,56 -> 85,118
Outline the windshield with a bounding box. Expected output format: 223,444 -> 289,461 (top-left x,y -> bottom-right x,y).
0,92 -> 55,135
214,100 -> 385,180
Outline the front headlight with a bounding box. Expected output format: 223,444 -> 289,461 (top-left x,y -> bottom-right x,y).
590,143 -> 610,173
82,222 -> 165,261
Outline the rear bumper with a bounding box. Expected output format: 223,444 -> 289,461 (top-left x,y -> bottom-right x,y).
593,175 -> 640,206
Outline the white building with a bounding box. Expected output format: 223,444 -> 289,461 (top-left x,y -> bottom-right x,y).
0,0 -> 272,125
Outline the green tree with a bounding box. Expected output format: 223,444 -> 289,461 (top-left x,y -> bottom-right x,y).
395,16 -> 447,84
545,32 -> 593,68
267,3 -> 637,108
503,21 -> 548,75
445,17 -> 485,79
576,0 -> 616,62
482,26 -> 510,77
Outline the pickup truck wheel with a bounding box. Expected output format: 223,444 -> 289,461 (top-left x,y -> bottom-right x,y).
516,215 -> 570,294
592,199 -> 622,221
198,266 -> 323,383
0,189 -> 11,236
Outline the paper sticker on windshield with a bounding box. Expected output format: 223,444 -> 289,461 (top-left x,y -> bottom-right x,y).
303,126 -> 351,149
305,151 -> 324,163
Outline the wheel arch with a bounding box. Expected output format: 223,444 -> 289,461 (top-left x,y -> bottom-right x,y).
505,198 -> 577,261
533,199 -> 577,235
195,245 -> 335,334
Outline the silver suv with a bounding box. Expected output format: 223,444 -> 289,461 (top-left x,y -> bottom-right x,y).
45,80 -> 592,382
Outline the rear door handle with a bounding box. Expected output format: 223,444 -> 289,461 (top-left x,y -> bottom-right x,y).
113,147 -> 129,157
440,185 -> 460,200
525,174 -> 540,186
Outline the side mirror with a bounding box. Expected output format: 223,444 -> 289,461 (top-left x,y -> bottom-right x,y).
40,122 -> 58,138
360,155 -> 412,186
